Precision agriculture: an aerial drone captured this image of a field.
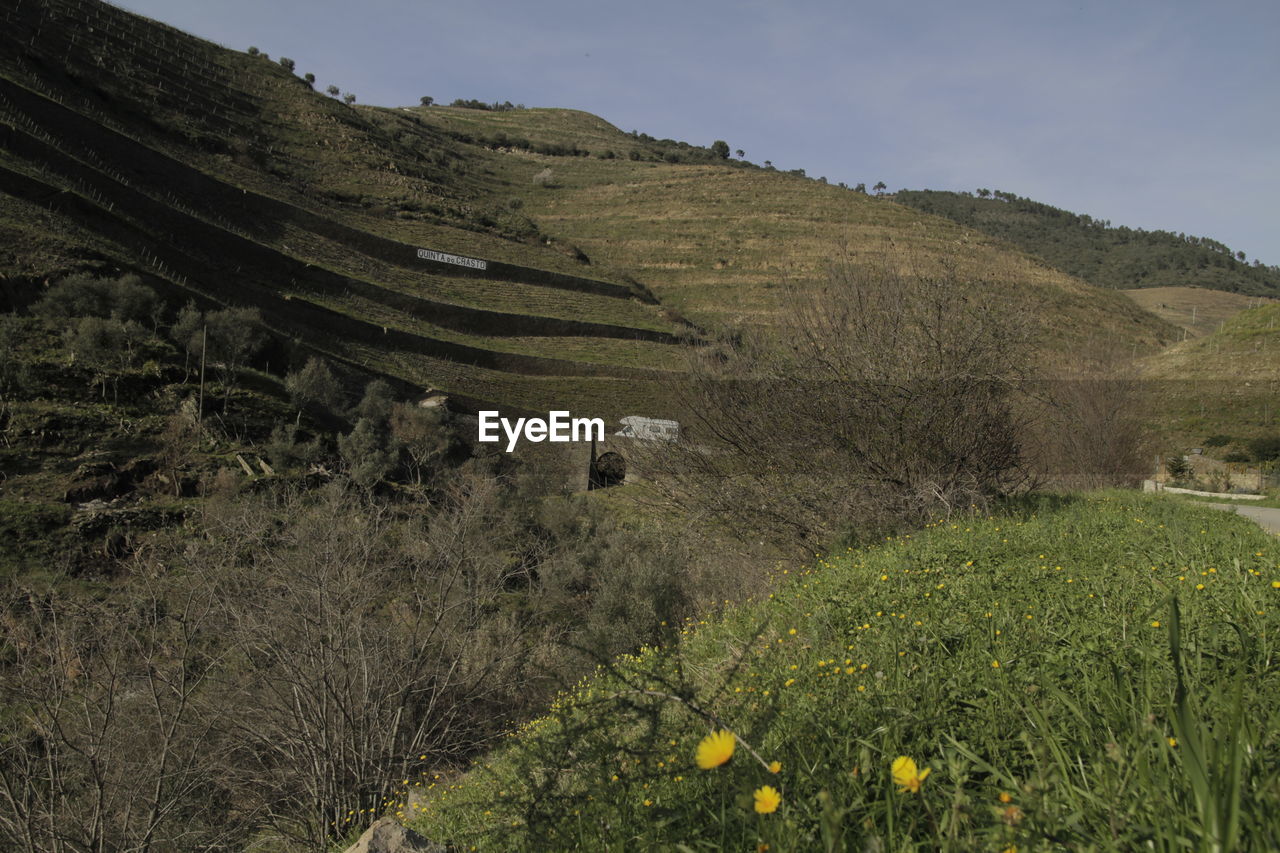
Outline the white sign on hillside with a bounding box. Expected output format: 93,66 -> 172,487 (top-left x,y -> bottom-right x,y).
616,416 -> 681,442
416,248 -> 488,271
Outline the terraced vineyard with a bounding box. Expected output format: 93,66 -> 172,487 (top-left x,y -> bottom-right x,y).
406,107 -> 1178,355
0,0 -> 688,417
2,0 -> 1190,423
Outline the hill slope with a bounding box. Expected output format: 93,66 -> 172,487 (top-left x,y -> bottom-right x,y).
406,106 -> 1177,355
894,189 -> 1280,298
2,0 -> 1186,425
0,0 -> 688,419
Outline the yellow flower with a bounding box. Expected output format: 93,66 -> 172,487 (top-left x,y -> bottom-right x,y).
891,756 -> 931,793
1168,737 -> 1178,747
696,729 -> 736,769
768,760 -> 782,773
753,785 -> 782,814
998,791 -> 1012,803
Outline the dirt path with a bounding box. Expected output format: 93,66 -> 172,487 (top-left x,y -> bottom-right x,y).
1206,503 -> 1280,535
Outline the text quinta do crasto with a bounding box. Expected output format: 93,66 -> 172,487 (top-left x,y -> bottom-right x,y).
477,411 -> 605,452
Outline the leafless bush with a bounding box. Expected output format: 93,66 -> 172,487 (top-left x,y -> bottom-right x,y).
650,255 -> 1036,550
1024,340 -> 1152,489
0,582 -> 237,851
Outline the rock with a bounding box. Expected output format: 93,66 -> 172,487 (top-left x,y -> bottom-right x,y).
344,817 -> 446,853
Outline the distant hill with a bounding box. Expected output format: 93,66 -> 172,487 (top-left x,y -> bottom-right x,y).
894,190 -> 1280,298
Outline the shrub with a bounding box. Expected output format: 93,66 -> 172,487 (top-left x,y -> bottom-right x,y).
1204,433 -> 1232,447
1166,454 -> 1192,482
654,255 -> 1033,550
285,356 -> 343,418
278,56 -> 295,72
326,85 -> 340,97
1248,436 -> 1280,461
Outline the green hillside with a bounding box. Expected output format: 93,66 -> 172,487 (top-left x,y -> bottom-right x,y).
894,190 -> 1280,298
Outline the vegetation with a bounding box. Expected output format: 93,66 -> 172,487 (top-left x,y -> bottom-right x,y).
654,260 -> 1035,550
894,190 -> 1280,297
409,493 -> 1280,850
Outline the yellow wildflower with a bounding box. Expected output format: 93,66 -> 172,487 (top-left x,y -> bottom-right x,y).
696,729 -> 735,769
891,756 -> 931,793
753,785 -> 782,814
768,760 -> 782,773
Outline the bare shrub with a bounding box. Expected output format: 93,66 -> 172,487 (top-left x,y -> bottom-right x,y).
1025,341 -> 1152,489
0,582 -> 237,851
651,255 -> 1035,550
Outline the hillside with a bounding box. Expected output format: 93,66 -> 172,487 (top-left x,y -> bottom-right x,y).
1123,286 -> 1275,339
408,106 -> 1177,354
0,0 -> 690,421
1142,302 -> 1280,450
894,189 -> 1280,298
0,0 -> 1192,438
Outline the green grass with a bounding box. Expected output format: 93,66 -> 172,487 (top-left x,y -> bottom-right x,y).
398,492 -> 1280,850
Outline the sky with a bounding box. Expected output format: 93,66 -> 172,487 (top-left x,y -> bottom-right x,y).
115,0 -> 1280,265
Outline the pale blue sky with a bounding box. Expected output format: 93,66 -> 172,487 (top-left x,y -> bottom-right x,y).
116,0 -> 1279,264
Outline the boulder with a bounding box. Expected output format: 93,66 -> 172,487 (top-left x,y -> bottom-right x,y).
344,817 -> 445,853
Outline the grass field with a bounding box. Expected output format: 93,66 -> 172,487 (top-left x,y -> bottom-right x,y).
396,492 -> 1280,850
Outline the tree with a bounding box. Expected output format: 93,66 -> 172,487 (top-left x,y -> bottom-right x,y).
205,307 -> 266,412
854,182 -> 866,194
873,181 -> 887,195
710,140 -> 730,159
343,93 -> 357,105
339,418 -> 395,489
652,255 -> 1033,549
285,356 -> 343,419
278,56 -> 295,72
326,85 -> 340,97
420,95 -> 434,106
390,402 -> 452,484
247,46 -> 259,56
356,378 -> 396,424
64,316 -> 141,402
170,301 -> 204,374
976,188 -> 991,199
303,72 -> 315,87
735,149 -> 744,158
